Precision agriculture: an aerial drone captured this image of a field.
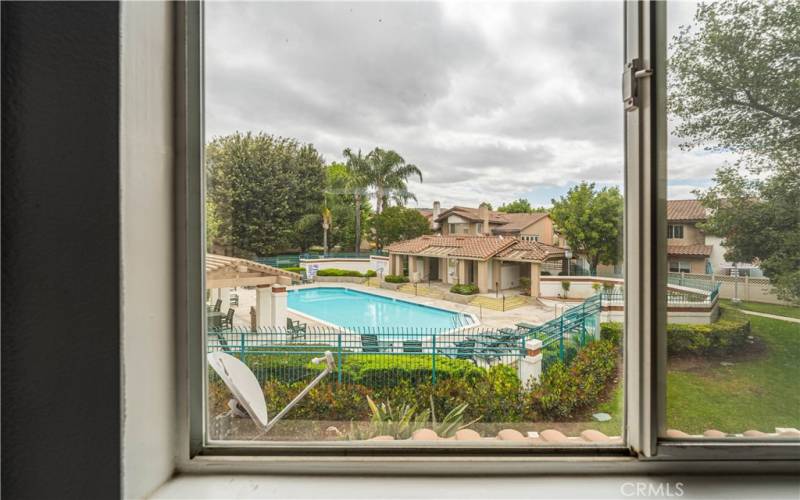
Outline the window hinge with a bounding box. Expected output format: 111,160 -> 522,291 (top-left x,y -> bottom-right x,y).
622,58 -> 653,112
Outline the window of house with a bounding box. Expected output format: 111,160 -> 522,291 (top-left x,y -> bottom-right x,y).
667,224 -> 683,239
669,261 -> 691,273
475,223 -> 483,234
179,0 -> 797,468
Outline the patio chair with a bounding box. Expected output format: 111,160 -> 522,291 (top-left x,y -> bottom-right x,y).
300,270 -> 313,285
221,308 -> 235,330
361,333 -> 381,353
213,299 -> 223,312
212,331 -> 232,353
229,293 -> 239,307
286,317 -> 307,341
402,340 -> 423,353
450,340 -> 476,362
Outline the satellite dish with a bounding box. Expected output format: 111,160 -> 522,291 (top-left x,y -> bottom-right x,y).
208,350 -> 335,435
208,352 -> 269,427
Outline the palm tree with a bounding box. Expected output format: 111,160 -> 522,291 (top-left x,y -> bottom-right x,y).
365,148 -> 423,214
341,148 -> 371,255
321,205 -> 332,256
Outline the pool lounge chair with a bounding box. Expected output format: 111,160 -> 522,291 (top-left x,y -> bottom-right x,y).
402,340 -> 423,353
361,334 -> 381,353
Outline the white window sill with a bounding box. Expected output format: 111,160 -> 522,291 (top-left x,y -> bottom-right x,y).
149,474 -> 800,499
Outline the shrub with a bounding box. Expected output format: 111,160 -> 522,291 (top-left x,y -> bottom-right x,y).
541,271 -> 551,276
450,283 -> 479,295
316,268 -> 364,277
281,266 -> 304,274
519,277 -> 531,289
667,314 -> 750,356
364,269 -> 377,277
560,280 -> 571,297
384,274 -> 409,283
527,339 -> 619,420
600,322 -> 623,347
602,281 -> 615,293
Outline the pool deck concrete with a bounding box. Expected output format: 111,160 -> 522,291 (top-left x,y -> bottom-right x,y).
229,282 -> 559,331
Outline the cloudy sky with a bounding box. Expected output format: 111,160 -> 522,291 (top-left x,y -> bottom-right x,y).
206,1 -> 735,208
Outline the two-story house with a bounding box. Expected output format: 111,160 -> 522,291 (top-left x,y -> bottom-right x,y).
666,199 -> 713,274
431,203 -> 557,245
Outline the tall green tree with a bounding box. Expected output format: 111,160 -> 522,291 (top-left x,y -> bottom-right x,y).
698,165 -> 800,303
364,148 -> 423,214
369,206 -> 431,249
671,0 -> 799,301
669,0 -> 799,169
206,132 -> 325,256
341,149 -> 372,254
550,182 -> 623,275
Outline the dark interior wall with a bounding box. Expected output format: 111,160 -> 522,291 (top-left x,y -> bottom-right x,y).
2,2 -> 121,498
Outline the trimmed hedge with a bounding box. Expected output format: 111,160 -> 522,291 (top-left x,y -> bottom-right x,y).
384,274 -> 409,283
599,311 -> 751,356
667,317 -> 750,356
282,266 -> 304,274
450,283 -> 479,295
316,268 -> 365,277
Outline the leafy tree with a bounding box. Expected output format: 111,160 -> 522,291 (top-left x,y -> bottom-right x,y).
498,198 -> 532,213
697,165 -> 800,303
364,148 -> 423,214
206,200 -> 221,251
369,206 -> 431,249
291,213 -> 322,253
669,0 -> 799,168
550,182 -> 623,275
672,0 -> 799,302
206,132 -> 325,256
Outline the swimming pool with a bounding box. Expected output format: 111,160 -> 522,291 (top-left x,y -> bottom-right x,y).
287,287 -> 474,329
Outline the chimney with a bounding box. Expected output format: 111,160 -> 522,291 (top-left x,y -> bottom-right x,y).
478,203 -> 490,236
432,201 -> 441,230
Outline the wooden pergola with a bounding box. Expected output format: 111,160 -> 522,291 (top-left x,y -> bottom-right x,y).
205,254 -> 300,289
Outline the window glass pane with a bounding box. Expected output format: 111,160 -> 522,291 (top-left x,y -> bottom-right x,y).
664,1 -> 800,440
204,1 -> 626,445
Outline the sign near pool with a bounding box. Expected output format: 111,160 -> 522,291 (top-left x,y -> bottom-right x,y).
287,287 -> 473,329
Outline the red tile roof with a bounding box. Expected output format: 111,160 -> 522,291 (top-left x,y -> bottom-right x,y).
667,199 -> 707,221
386,235 -> 565,262
434,206 -> 549,234
667,244 -> 713,257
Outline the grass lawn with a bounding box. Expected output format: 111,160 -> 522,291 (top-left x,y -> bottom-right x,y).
720,298 -> 800,320
667,307 -> 800,434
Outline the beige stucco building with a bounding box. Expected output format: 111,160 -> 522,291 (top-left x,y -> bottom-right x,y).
385,234 -> 567,298
666,200 -> 713,274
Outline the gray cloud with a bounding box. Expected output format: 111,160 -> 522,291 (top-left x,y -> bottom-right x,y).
206,1 -> 715,207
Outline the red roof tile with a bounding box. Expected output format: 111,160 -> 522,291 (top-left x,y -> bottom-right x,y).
667,244 -> 713,257
667,199 -> 706,221
386,235 -> 565,262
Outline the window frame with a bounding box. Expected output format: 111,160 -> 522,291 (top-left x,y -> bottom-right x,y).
175,0 -> 800,474
667,224 -> 683,239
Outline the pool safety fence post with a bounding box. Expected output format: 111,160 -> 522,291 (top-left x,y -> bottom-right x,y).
559,314 -> 565,361
431,334 -> 437,385
239,329 -> 245,360
337,333 -> 343,384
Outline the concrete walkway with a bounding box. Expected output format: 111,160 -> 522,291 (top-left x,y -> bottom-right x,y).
734,309 -> 800,324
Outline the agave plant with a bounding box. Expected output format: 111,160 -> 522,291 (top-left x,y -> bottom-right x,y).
429,396 -> 481,438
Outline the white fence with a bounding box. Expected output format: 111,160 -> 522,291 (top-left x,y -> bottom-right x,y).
668,272 -> 788,305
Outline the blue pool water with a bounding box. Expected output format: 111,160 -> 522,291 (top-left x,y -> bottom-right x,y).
287,287 -> 473,329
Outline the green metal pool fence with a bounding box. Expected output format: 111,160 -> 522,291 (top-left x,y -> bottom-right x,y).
602,279 -> 720,305
207,323 -> 598,387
